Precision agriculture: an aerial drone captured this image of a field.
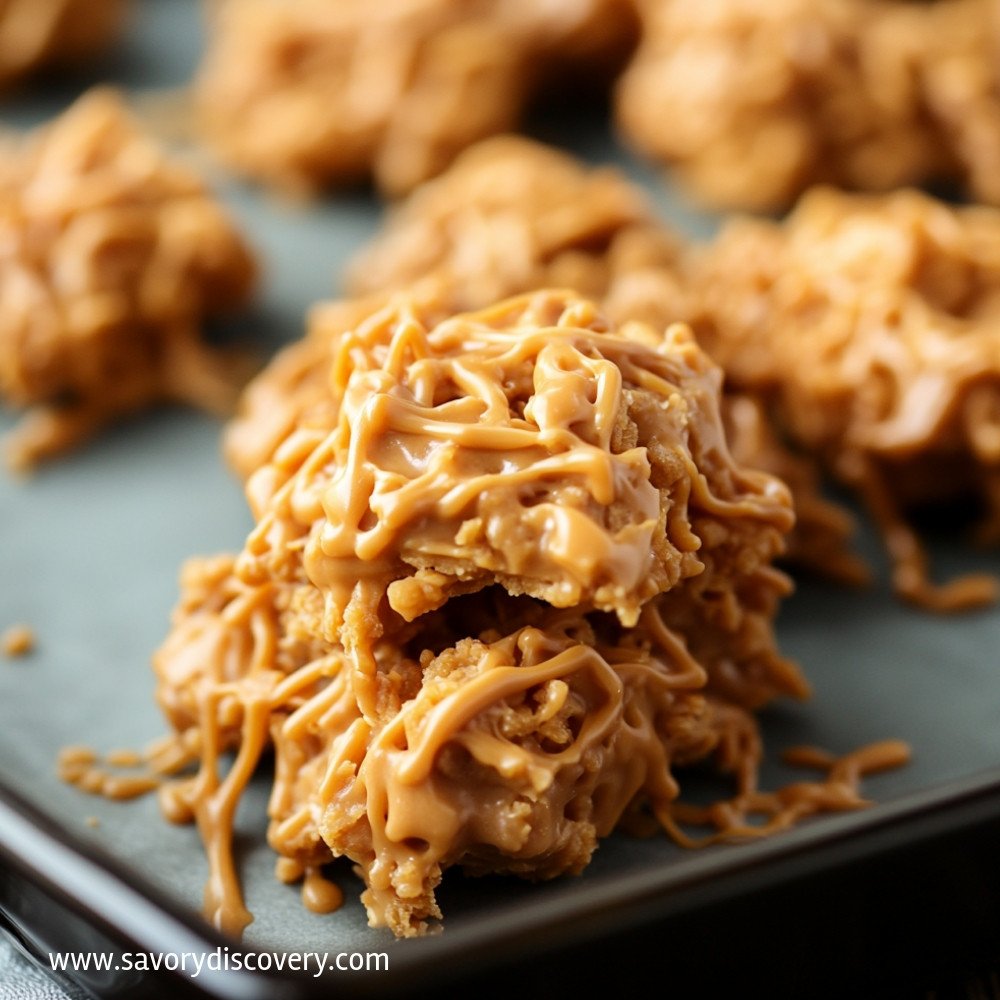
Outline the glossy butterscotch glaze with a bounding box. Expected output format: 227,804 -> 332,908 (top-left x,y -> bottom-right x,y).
235,292 -> 795,710
343,137 -> 864,585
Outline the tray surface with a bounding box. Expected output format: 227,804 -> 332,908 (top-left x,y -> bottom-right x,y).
2,1 -> 1000,995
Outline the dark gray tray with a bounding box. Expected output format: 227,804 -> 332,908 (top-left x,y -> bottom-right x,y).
2,2 -> 1000,997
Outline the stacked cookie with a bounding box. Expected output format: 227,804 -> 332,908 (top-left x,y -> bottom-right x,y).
148,285 -> 914,938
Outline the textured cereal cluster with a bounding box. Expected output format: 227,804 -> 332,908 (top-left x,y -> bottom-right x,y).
687,187 -> 1000,608
32,0 -> 961,951
349,136 -> 1000,607
193,0 -> 1000,210
195,0 -> 638,196
346,136 -> 682,310
0,89 -> 257,469
616,0 -> 1000,210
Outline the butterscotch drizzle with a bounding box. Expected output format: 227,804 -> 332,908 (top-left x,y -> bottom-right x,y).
345,136 -> 866,586
663,739 -> 913,848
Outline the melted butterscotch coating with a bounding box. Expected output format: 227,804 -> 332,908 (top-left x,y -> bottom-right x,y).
313,610 -> 720,936
689,187 -> 1000,609
0,0 -> 126,91
195,0 -> 637,197
224,296 -> 405,483
0,89 -> 257,470
227,137 -> 683,480
616,0 -> 1000,211
153,564 -> 721,937
150,553 -> 901,939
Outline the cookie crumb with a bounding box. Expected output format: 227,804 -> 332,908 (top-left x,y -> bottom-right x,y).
2,624 -> 34,657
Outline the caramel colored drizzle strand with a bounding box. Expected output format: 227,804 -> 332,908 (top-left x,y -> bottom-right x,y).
348,134 -> 1000,608
345,136 -> 866,586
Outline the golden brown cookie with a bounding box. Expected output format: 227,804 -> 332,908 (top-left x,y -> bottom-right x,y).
346,136 -> 863,582
687,186 -> 1000,608
616,0 -> 1000,211
143,290 -> 904,939
195,0 -> 638,196
0,89 -> 257,470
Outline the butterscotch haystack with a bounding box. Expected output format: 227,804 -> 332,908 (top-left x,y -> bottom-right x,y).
0,89 -> 257,470
688,187 -> 1000,609
135,290 -> 908,940
0,0 -> 126,90
194,0 -> 637,197
346,136 -> 682,309
616,0 -> 1000,211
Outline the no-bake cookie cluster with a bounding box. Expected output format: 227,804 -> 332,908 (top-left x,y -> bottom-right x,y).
150,289 -> 901,938
0,90 -> 256,469
29,0 -> 1000,948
